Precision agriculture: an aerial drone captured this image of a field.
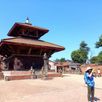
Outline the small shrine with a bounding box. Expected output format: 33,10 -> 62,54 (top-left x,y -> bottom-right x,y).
0,18 -> 65,80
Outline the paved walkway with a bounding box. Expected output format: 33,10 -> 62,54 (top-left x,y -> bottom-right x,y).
0,74 -> 102,102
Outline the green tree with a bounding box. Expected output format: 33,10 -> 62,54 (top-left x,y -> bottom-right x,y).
80,41 -> 90,53
60,58 -> 66,62
94,35 -> 102,64
90,56 -> 98,64
71,49 -> 88,64
97,51 -> 102,64
90,51 -> 102,65
95,35 -> 102,48
71,41 -> 90,64
55,58 -> 66,62
54,59 -> 60,62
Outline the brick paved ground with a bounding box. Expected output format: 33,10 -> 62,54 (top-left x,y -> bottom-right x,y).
0,74 -> 102,102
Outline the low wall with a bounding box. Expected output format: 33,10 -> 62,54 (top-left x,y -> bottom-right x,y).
80,64 -> 102,75
2,71 -> 61,81
2,71 -> 32,81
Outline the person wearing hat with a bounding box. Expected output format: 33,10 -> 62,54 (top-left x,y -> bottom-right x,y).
84,67 -> 95,102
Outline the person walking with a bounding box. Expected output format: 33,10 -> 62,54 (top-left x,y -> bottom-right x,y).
84,67 -> 95,102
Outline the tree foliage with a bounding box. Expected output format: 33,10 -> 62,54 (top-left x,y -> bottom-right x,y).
54,59 -> 60,62
71,41 -> 89,64
80,41 -> 90,53
95,35 -> 102,48
97,51 -> 102,64
55,58 -> 66,62
90,51 -> 102,65
60,58 -> 66,62
90,56 -> 98,64
94,35 -> 102,64
71,49 -> 88,64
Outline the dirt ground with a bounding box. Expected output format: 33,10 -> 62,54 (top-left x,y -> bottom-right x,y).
0,74 -> 102,102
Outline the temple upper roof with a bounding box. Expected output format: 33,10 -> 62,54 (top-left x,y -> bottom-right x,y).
7,22 -> 49,39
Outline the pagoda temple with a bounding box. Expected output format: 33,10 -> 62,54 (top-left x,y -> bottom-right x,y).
0,19 -> 65,80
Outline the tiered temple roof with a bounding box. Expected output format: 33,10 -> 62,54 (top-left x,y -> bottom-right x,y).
0,20 -> 65,57
7,22 -> 49,39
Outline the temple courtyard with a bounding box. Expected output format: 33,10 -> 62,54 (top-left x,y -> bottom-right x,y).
0,74 -> 102,102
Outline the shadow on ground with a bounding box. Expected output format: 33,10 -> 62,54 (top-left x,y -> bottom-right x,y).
94,97 -> 100,101
41,77 -> 54,80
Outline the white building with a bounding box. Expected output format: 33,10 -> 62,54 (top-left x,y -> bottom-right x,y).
49,60 -> 57,72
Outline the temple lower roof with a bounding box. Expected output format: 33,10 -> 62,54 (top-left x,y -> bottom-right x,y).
0,37 -> 65,51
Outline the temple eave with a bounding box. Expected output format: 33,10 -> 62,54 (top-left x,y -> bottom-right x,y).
1,41 -> 64,50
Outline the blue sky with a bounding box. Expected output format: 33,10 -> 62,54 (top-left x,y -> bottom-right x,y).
0,0 -> 102,60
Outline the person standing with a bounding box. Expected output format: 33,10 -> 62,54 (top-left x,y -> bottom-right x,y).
84,67 -> 95,102
97,68 -> 101,77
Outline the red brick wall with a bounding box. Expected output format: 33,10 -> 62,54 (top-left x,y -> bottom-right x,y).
80,64 -> 102,75
8,75 -> 31,80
